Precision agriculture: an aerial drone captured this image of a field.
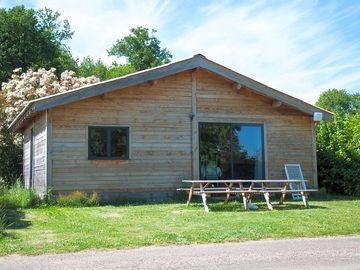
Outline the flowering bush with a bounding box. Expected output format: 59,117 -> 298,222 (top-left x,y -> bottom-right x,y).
2,68 -> 99,123
0,67 -> 99,185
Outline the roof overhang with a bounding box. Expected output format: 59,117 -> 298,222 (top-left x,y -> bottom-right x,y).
10,54 -> 333,132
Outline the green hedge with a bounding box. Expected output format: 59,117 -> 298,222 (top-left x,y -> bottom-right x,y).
316,90 -> 360,196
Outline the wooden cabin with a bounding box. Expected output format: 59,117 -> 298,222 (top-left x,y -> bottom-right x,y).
10,54 -> 332,199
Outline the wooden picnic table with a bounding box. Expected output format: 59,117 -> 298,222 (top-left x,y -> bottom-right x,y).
178,179 -> 317,212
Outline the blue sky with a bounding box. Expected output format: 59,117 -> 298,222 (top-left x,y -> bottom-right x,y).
1,0 -> 360,104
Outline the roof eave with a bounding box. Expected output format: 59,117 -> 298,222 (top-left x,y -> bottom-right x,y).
9,102 -> 35,132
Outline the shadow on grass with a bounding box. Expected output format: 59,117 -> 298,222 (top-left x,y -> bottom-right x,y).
0,209 -> 31,240
207,203 -> 327,212
208,203 -> 327,212
5,209 -> 31,229
92,193 -> 351,209
183,197 -> 328,212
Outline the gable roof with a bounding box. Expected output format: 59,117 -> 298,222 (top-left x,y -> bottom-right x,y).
10,54 -> 333,131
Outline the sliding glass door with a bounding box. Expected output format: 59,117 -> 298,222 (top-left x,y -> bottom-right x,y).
231,124 -> 264,179
199,124 -> 231,180
199,123 -> 265,180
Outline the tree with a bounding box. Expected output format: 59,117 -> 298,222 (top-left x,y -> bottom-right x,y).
316,89 -> 359,116
108,26 -> 172,71
77,57 -> 108,81
0,126 -> 22,186
316,89 -> 360,195
77,57 -> 136,81
0,5 -> 76,84
105,63 -> 136,79
78,27 -> 172,80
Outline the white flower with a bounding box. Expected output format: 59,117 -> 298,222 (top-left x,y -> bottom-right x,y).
2,67 -> 99,123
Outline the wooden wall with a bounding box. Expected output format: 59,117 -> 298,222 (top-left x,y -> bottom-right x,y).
49,71 -> 193,194
23,112 -> 47,194
196,69 -> 316,186
45,68 -> 316,196
23,126 -> 31,188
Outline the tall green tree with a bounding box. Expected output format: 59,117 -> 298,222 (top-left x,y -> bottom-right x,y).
105,63 -> 135,79
77,57 -> 108,81
0,5 -> 76,84
108,26 -> 172,71
78,27 -> 172,80
316,89 -> 359,116
77,57 -> 136,81
316,89 -> 360,195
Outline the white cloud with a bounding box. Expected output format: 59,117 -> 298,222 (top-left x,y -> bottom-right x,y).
168,1 -> 360,103
33,0 -> 172,65
4,0 -> 360,103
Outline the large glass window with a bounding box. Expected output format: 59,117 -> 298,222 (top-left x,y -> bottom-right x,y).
88,126 -> 129,160
199,123 -> 264,180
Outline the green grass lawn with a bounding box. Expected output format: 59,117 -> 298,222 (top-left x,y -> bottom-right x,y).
0,195 -> 359,256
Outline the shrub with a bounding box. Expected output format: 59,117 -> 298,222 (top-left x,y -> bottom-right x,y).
87,192 -> 100,206
316,90 -> 360,196
42,188 -> 57,206
0,128 -> 22,187
0,181 -> 41,209
56,191 -> 100,207
0,207 -> 6,236
317,114 -> 360,196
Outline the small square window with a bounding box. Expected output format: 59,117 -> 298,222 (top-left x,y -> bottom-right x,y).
88,126 -> 129,160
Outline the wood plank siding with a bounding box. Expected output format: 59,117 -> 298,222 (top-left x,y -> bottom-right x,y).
23,112 -> 47,194
196,69 -> 315,186
48,71 -> 193,194
23,126 -> 31,188
31,68 -> 316,197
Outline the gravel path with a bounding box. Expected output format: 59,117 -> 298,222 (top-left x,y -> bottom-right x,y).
1,236 -> 359,270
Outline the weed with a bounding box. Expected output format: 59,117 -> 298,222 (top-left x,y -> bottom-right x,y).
56,191 -> 100,207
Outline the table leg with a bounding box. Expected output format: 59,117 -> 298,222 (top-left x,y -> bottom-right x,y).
186,182 -> 195,206
201,193 -> 209,212
261,182 -> 273,210
242,193 -> 248,210
224,183 -> 233,204
301,191 -> 309,208
200,183 -> 209,213
239,183 -> 247,209
264,192 -> 273,210
244,183 -> 254,210
279,183 -> 288,205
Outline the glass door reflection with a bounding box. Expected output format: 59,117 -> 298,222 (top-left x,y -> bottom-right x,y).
232,125 -> 264,179
199,123 -> 264,180
199,123 -> 231,180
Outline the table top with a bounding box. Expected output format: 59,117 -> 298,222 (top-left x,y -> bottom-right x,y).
182,179 -> 308,183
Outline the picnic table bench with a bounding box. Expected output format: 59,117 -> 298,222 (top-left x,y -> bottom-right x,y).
177,179 -> 317,212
